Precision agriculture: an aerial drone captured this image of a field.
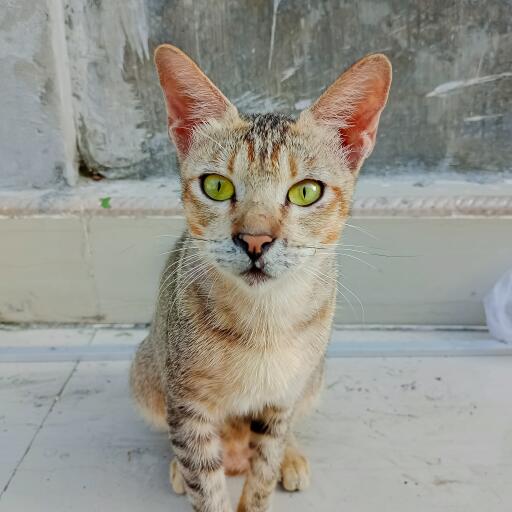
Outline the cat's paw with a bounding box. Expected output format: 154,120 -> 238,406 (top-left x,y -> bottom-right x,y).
169,458 -> 186,495
280,449 -> 310,492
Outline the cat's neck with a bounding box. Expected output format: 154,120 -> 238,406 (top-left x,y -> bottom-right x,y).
191,253 -> 336,341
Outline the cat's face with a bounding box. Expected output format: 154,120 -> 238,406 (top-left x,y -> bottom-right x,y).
155,45 -> 391,287
181,112 -> 355,285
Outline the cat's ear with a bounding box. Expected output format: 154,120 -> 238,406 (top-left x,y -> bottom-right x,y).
306,54 -> 392,173
154,44 -> 236,158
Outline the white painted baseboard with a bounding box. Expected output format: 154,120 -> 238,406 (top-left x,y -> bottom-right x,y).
1,176 -> 511,325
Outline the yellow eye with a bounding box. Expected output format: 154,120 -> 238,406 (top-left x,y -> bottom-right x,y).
202,174 -> 235,201
288,180 -> 322,206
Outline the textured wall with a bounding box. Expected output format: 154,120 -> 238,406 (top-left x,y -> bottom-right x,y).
2,0 -> 512,187
81,0 -> 512,179
0,0 -> 76,189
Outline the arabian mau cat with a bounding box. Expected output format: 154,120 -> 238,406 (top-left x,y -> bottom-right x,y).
130,44 -> 391,512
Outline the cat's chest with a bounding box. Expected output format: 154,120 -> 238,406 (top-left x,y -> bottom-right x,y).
221,336 -> 311,415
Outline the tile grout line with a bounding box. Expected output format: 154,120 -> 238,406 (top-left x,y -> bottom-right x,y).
0,330 -> 96,500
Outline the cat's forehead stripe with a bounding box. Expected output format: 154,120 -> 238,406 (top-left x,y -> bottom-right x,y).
288,154 -> 298,178
241,112 -> 294,171
245,137 -> 255,163
226,150 -> 236,175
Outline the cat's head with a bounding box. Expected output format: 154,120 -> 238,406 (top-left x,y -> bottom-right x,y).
155,45 -> 391,287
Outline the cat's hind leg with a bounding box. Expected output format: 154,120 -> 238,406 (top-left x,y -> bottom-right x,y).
129,336 -> 167,431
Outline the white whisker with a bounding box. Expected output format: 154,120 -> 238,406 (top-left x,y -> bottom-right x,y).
338,252 -> 377,270
344,222 -> 379,240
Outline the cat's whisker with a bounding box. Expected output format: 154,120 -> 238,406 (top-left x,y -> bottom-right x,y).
159,245 -> 203,256
157,253 -> 206,302
337,279 -> 365,324
196,130 -> 229,153
293,270 -> 320,313
303,267 -> 358,320
344,222 -> 379,240
190,236 -> 221,243
291,243 -> 391,256
206,272 -> 220,310
296,246 -> 379,270
337,253 -> 377,270
160,255 -> 207,298
310,266 -> 366,323
307,243 -> 415,258
296,243 -> 381,250
160,248 -> 189,256
156,233 -> 219,244
339,250 -> 416,259
171,263 -> 214,313
322,248 -> 389,258
168,264 -> 207,310
301,247 -> 378,270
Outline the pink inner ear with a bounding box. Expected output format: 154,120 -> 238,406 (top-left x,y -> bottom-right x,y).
309,54 -> 391,172
339,101 -> 384,170
155,45 -> 232,157
165,78 -> 229,155
165,86 -> 203,156
164,84 -> 193,155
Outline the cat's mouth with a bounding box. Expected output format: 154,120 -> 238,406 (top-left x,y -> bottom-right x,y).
241,265 -> 270,285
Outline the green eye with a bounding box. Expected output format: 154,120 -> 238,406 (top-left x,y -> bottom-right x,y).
202,174 -> 235,201
288,180 -> 322,206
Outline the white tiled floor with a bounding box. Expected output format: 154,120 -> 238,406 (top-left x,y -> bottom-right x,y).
1,328 -> 511,511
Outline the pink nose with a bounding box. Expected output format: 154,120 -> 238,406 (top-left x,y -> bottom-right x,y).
240,234 -> 274,255
234,233 -> 275,262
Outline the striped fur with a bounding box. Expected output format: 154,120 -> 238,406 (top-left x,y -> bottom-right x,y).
130,45 -> 391,511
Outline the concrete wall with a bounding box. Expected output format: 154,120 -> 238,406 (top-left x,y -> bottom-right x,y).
143,0 -> 512,178
1,0 -> 512,187
0,0 -> 76,188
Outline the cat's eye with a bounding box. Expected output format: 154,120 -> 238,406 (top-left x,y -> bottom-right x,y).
288,180 -> 322,206
202,174 -> 235,201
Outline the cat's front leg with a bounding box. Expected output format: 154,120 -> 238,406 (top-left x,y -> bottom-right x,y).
167,400 -> 232,512
237,406 -> 291,512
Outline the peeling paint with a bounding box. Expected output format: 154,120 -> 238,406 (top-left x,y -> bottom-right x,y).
426,73 -> 512,98
233,91 -> 287,114
267,0 -> 282,71
294,99 -> 313,110
280,58 -> 304,83
464,114 -> 503,123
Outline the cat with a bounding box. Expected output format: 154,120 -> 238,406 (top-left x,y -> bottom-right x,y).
130,44 -> 391,512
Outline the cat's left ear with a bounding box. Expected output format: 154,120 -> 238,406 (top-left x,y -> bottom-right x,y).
304,54 -> 392,173
154,44 -> 237,158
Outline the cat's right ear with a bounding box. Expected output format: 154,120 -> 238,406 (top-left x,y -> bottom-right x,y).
154,44 -> 236,158
303,54 -> 392,174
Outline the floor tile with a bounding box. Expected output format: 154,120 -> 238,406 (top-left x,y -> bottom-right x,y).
1,355 -> 511,511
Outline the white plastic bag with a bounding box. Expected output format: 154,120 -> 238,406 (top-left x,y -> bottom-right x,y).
484,269 -> 512,343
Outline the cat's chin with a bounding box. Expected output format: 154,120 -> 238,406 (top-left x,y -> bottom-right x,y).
240,267 -> 271,286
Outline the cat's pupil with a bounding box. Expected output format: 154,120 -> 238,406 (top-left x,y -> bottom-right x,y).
302,186 -> 306,199
217,181 -> 221,192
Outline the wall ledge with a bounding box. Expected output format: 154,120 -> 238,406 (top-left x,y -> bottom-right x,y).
1,176 -> 512,218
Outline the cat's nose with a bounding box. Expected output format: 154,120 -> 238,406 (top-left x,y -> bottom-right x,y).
234,233 -> 275,262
